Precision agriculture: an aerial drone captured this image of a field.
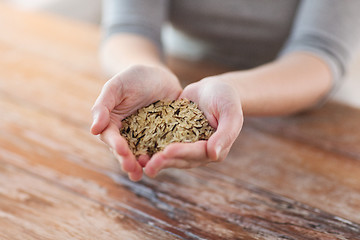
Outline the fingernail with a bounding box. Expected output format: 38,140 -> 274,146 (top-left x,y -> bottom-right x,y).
90,122 -> 96,132
91,114 -> 98,124
215,145 -> 222,160
92,112 -> 99,121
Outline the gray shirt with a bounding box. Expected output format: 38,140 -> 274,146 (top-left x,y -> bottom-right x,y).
102,0 -> 360,90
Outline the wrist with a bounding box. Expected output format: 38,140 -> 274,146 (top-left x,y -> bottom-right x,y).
100,34 -> 165,77
208,52 -> 333,116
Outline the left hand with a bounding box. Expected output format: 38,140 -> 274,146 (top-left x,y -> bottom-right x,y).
144,76 -> 244,177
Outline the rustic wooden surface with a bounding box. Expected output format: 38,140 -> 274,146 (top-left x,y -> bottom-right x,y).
1,4 -> 360,240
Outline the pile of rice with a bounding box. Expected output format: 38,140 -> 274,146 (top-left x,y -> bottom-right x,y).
120,99 -> 215,157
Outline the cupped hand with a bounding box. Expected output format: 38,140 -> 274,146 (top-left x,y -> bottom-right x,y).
144,76 -> 243,177
91,65 -> 182,181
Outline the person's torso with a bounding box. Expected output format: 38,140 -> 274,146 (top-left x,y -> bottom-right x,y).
168,0 -> 300,68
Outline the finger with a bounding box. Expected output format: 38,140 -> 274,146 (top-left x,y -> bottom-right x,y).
112,150 -> 143,180
207,104 -> 243,161
144,141 -> 207,177
144,153 -> 189,178
101,123 -> 140,173
128,169 -> 143,182
112,148 -> 143,175
101,122 -> 129,156
138,155 -> 150,167
179,82 -> 200,103
91,104 -> 110,135
91,80 -> 120,135
163,141 -> 207,160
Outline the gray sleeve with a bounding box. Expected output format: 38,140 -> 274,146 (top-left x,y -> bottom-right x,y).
102,0 -> 169,50
280,0 -> 360,93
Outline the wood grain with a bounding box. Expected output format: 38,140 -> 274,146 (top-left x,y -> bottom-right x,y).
1,3 -> 360,239
0,163 -> 182,240
247,103 -> 360,160
1,90 -> 360,239
208,126 -> 360,222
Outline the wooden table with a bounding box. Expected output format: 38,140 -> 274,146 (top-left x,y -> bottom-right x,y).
1,4 -> 360,240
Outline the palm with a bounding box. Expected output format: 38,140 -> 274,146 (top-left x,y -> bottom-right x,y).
108,89 -> 179,133
110,66 -> 182,118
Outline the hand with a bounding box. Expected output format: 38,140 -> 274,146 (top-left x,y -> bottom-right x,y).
144,76 -> 243,177
91,65 -> 182,181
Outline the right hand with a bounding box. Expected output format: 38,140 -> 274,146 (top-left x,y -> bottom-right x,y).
90,65 -> 182,181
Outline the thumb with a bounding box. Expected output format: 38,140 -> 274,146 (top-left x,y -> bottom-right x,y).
91,104 -> 110,135
90,82 -> 118,135
207,103 -> 243,161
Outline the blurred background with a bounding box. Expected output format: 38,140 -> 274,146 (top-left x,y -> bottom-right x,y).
2,0 -> 101,23
2,0 -> 360,108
